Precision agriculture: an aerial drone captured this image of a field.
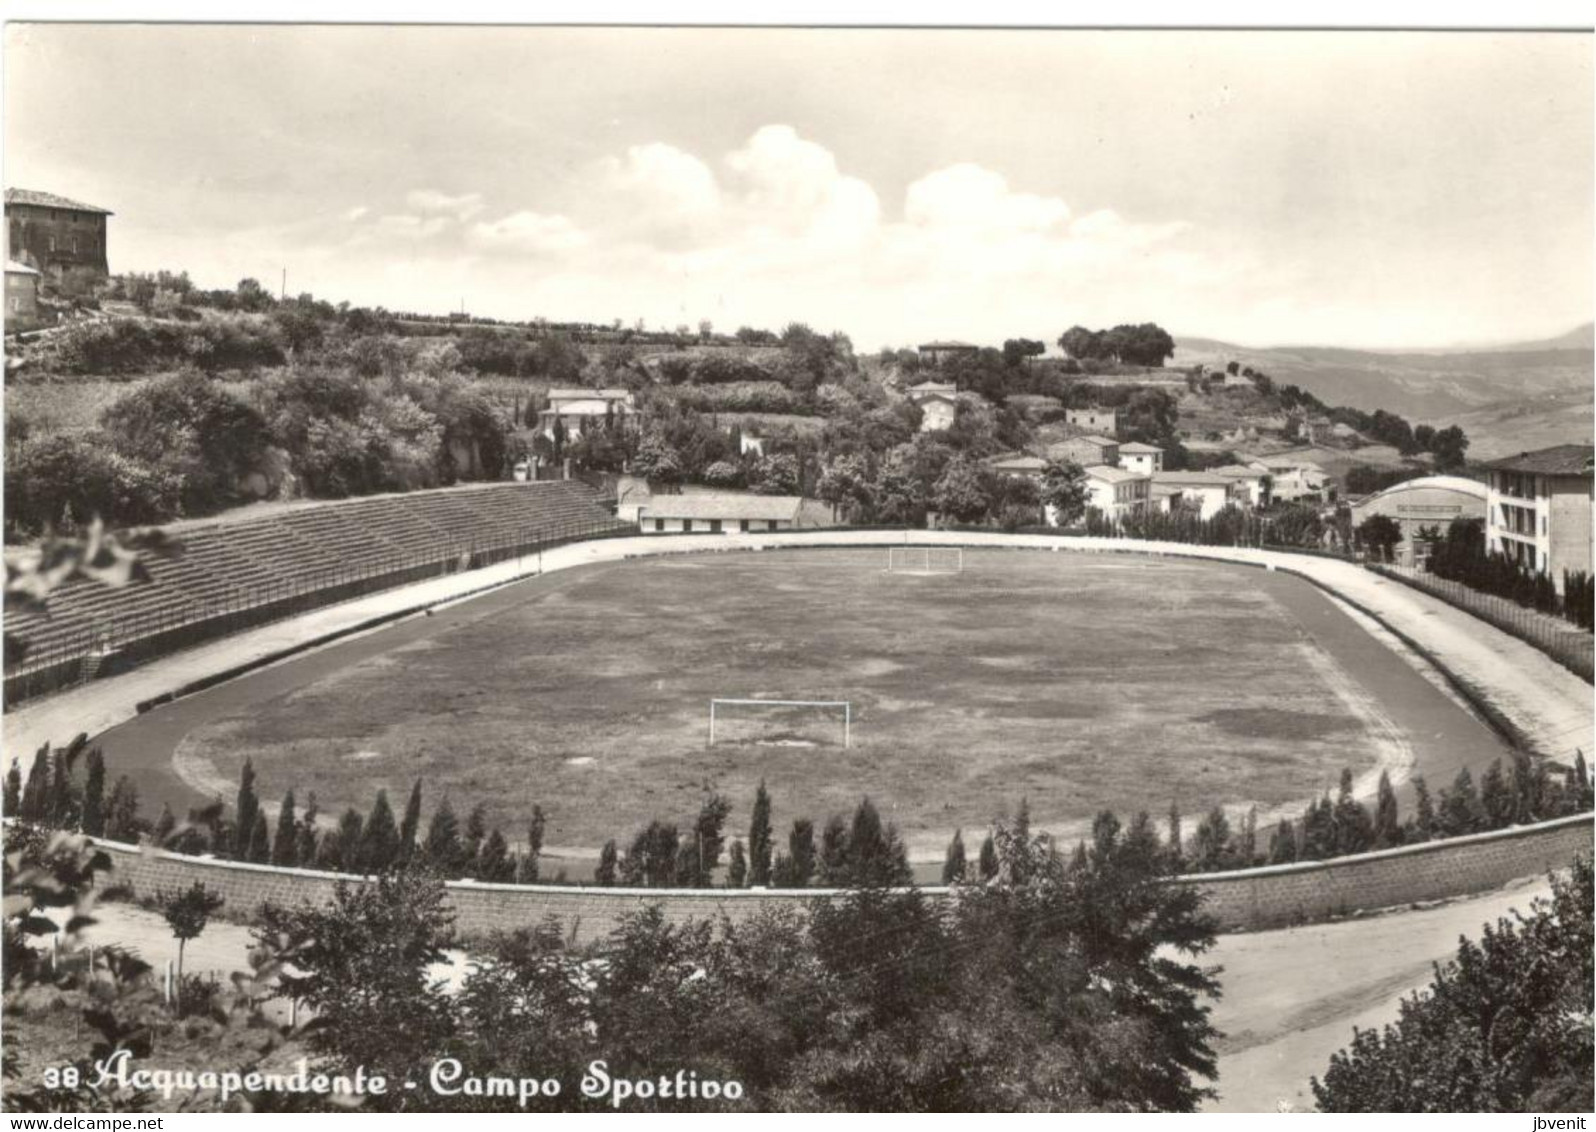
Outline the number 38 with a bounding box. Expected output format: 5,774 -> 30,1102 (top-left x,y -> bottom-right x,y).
43,1065 -> 82,1088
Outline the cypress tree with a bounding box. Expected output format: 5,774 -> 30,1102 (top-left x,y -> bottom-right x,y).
464,803 -> 488,874
104,777 -> 140,842
398,779 -> 423,864
818,814 -> 849,884
233,758 -> 259,860
1439,768 -> 1483,836
81,748 -> 106,836
1409,775 -> 1437,842
1166,800 -> 1184,872
361,789 -> 402,871
524,805 -> 546,883
154,803 -> 176,846
19,746 -> 50,822
49,747 -> 75,828
248,810 -> 271,864
1479,759 -> 1515,830
978,831 -> 999,880
1192,806 -> 1232,872
1372,771 -> 1402,848
942,829 -> 967,884
3,760 -> 21,816
424,797 -> 463,875
786,818 -> 816,888
297,793 -> 321,866
1268,818 -> 1297,864
1333,769 -> 1374,855
727,838 -> 748,887
272,791 -> 299,866
477,829 -> 512,881
595,839 -> 619,886
1240,806 -> 1258,866
748,780 -> 774,886
333,808 -> 364,873
1571,750 -> 1594,811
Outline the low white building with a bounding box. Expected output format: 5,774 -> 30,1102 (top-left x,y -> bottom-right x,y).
1049,434 -> 1119,468
1083,465 -> 1150,523
1150,471 -> 1240,519
906,381 -> 959,432
637,492 -> 804,534
1211,463 -> 1268,507
1064,407 -> 1119,436
538,387 -> 634,442
1118,441 -> 1163,476
988,453 -> 1047,481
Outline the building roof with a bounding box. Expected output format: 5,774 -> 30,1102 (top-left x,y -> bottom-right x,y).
907,381 -> 957,394
1210,464 -> 1263,479
1150,483 -> 1184,498
4,187 -> 113,215
4,260 -> 39,276
1352,475 -> 1490,509
1066,406 -> 1117,416
1084,464 -> 1146,484
639,492 -> 804,522
1249,452 -> 1325,471
917,340 -> 978,350
1061,434 -> 1117,448
1482,444 -> 1596,477
547,387 -> 631,401
1153,471 -> 1235,488
1118,442 -> 1163,454
988,455 -> 1047,472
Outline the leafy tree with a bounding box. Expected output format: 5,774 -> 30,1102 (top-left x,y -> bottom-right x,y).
296,793 -> 321,866
18,746 -> 50,823
1438,768 -> 1484,837
476,829 -> 513,881
463,803 -> 488,874
1313,858 -> 1593,1111
675,792 -> 733,886
1407,775 -> 1437,843
1166,801 -> 1184,872
1332,768 -> 1374,855
818,814 -> 850,884
727,839 -> 749,888
1268,818 -> 1298,864
1040,458 -> 1090,527
776,818 -> 816,888
523,805 -> 546,883
931,456 -> 993,524
1479,759 -> 1515,829
158,881 -> 225,1002
247,810 -> 271,864
1191,806 -> 1232,871
3,760 -> 20,816
1357,514 -> 1403,562
942,829 -> 967,883
256,872 -> 456,1106
748,780 -> 774,887
103,776 -> 141,843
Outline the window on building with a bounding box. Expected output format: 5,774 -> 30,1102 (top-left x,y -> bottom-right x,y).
739,519 -> 750,532
709,519 -> 723,533
682,519 -> 693,533
653,518 -> 664,532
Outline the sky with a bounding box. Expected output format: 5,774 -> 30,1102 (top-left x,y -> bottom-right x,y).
4,24 -> 1592,350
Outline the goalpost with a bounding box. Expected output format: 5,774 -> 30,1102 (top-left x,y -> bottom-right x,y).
709,698 -> 852,749
884,546 -> 964,575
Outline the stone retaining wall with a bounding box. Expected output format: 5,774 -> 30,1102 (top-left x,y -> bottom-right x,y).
91,812 -> 1590,943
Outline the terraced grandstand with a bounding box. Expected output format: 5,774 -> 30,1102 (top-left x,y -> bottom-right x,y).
4,480 -> 631,703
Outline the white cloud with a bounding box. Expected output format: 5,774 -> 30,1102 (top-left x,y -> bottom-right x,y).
596,142 -> 721,241
467,210 -> 588,255
343,205 -> 369,222
405,189 -> 485,220
723,124 -> 880,245
904,164 -> 1070,234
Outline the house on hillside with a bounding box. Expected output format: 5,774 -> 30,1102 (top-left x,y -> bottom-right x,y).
1082,465 -> 1150,523
1482,445 -> 1594,589
917,340 -> 979,367
4,188 -> 113,281
987,453 -> 1048,482
1211,463 -> 1269,507
4,259 -> 40,330
1349,475 -> 1488,570
1049,435 -> 1119,468
1151,471 -> 1240,519
637,491 -> 805,534
1064,407 -> 1119,436
1118,441 -> 1164,476
537,387 -> 635,443
907,381 -> 959,432
1246,453 -> 1329,503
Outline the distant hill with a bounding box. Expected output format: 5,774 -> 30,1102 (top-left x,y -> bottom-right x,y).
1418,386 -> 1595,461
1173,324 -> 1593,422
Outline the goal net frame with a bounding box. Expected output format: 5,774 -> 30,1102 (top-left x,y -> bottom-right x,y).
708,698 -> 852,749
884,546 -> 964,575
